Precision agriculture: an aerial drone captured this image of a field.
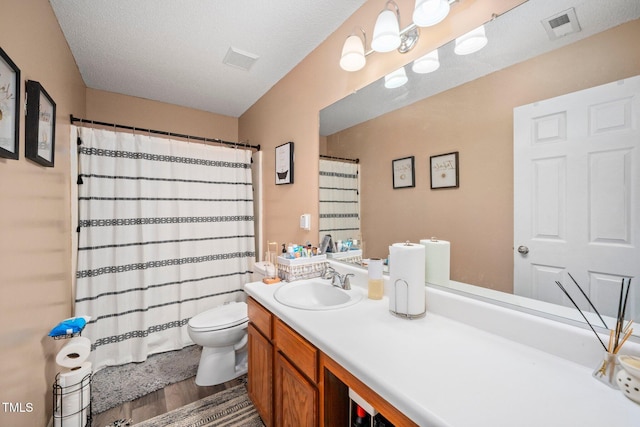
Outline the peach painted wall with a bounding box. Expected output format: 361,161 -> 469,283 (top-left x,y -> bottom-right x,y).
239,0 -> 526,260
0,1 -> 85,425
324,20 -> 640,293
85,88 -> 238,141
0,4 -> 240,426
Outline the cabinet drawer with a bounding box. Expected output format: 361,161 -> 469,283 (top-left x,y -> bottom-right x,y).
248,297 -> 272,340
274,318 -> 318,383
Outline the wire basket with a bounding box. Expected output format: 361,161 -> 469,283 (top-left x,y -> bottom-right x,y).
277,260 -> 329,282
53,370 -> 92,427
52,331 -> 84,340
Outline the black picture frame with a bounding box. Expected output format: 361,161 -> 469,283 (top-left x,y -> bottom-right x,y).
430,151 -> 459,189
392,156 -> 415,189
0,47 -> 20,160
275,141 -> 294,185
25,80 -> 56,167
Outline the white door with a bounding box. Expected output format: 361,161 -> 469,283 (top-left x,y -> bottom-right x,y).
514,76 -> 640,321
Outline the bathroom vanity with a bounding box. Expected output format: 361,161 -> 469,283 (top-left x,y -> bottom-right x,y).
244,262 -> 640,426
247,295 -> 417,426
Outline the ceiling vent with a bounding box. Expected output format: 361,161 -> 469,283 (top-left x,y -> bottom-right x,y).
542,7 -> 581,40
223,47 -> 259,71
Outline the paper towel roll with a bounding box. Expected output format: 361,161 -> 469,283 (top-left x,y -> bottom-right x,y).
420,238 -> 450,286
55,362 -> 91,427
388,242 -> 426,317
56,336 -> 91,368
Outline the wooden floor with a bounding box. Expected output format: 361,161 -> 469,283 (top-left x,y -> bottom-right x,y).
91,375 -> 246,427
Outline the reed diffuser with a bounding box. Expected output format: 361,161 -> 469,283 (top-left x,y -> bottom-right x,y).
555,274 -> 633,388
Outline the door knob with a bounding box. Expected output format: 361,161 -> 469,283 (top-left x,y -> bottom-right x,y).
517,245 -> 529,255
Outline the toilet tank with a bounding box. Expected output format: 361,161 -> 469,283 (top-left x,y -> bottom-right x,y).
252,261 -> 271,282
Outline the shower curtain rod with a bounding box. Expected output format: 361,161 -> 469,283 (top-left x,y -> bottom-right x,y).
70,114 -> 260,151
320,154 -> 359,163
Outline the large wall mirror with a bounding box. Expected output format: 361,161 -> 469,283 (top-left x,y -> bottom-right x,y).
319,0 -> 640,332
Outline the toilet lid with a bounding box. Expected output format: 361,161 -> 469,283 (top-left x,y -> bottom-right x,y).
189,301 -> 248,331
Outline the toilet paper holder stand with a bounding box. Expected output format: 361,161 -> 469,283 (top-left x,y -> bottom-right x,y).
390,279 -> 427,320
51,316 -> 93,427
53,370 -> 92,427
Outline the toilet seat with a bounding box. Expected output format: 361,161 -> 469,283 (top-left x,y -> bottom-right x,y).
189,301 -> 248,332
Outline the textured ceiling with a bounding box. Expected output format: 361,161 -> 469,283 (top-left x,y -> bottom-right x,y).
320,0 -> 640,136
49,0 -> 368,118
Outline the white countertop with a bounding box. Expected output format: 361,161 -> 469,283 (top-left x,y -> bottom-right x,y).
244,276 -> 640,427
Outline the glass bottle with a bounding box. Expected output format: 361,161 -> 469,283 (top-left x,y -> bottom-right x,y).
368,258 -> 384,300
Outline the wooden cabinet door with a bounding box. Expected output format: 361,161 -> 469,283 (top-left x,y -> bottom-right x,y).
275,352 -> 318,427
248,323 -> 273,427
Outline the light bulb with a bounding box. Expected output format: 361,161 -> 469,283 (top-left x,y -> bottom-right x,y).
413,0 -> 450,27
340,35 -> 366,72
372,8 -> 401,53
384,67 -> 408,89
454,25 -> 488,55
412,49 -> 440,74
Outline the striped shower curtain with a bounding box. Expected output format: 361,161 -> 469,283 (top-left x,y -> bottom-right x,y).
73,126 -> 255,370
318,159 -> 360,244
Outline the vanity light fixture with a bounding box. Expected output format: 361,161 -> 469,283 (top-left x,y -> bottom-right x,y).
413,0 -> 451,27
384,66 -> 408,89
340,29 -> 367,72
454,24 -> 488,55
372,0 -> 402,53
412,48 -> 440,73
338,0 -> 459,72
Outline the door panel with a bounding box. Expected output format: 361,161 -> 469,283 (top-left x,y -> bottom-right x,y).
248,324 -> 273,427
275,353 -> 317,427
514,75 -> 639,320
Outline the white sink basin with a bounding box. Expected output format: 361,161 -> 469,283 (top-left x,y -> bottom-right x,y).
274,279 -> 364,310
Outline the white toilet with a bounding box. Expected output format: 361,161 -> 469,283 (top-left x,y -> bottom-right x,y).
187,301 -> 249,386
188,263 -> 269,386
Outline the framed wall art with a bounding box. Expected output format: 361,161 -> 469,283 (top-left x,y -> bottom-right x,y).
0,47 -> 20,160
275,141 -> 294,185
430,151 -> 459,189
392,156 -> 415,189
25,80 -> 56,167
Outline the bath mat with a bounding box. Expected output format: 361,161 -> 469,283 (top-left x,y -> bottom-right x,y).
91,345 -> 201,414
134,383 -> 264,427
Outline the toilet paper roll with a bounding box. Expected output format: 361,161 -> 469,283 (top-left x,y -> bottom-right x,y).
55,362 -> 91,427
388,242 -> 426,317
54,409 -> 89,427
56,336 -> 91,368
58,361 -> 92,389
420,238 -> 450,286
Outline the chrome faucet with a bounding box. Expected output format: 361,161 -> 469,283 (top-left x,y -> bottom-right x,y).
323,267 -> 354,290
